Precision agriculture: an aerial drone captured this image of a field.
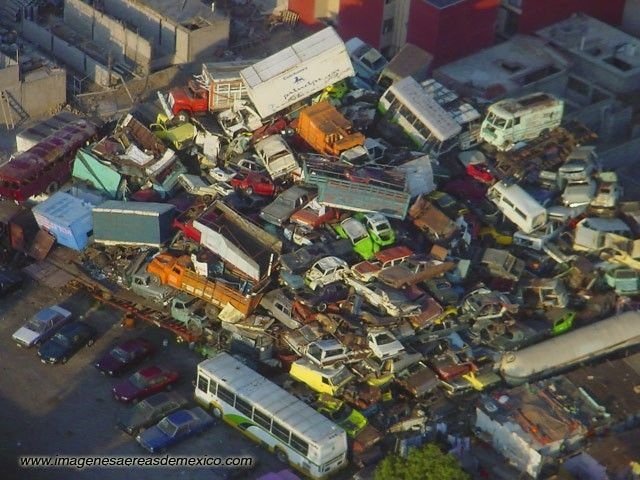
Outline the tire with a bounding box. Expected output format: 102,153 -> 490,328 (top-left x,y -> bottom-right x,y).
275,448 -> 288,464
211,406 -> 223,419
61,356 -> 68,364
316,302 -> 327,313
45,181 -> 59,195
244,186 -> 253,196
87,339 -> 95,347
176,110 -> 190,123
203,194 -> 213,203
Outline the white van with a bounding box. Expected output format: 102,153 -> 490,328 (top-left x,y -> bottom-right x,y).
480,92 -> 563,150
487,182 -> 547,234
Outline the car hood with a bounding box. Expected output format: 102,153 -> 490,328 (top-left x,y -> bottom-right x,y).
95,353 -> 125,375
113,380 -> 140,400
12,327 -> 39,346
137,425 -> 170,451
118,409 -> 153,434
38,340 -> 68,360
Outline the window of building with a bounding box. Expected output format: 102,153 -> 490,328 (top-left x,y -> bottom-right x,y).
382,19 -> 394,34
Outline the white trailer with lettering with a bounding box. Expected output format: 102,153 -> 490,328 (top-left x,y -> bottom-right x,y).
240,27 -> 355,119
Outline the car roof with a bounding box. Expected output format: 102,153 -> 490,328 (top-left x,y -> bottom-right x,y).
168,409 -> 194,425
313,256 -> 347,270
138,365 -> 164,378
57,321 -> 92,335
341,217 -> 367,238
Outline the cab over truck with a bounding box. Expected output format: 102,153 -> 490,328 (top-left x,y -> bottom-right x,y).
170,294 -> 211,333
161,60 -> 256,122
147,254 -> 263,317
295,101 -> 365,157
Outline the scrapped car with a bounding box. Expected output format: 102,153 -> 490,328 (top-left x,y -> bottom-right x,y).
314,394 -> 368,437
367,328 -> 404,360
466,162 -> 494,184
394,360 -> 439,397
415,317 -> 464,343
13,305 -> 72,348
217,104 -> 262,138
480,248 -> 525,282
358,212 -> 395,247
343,276 -> 422,317
289,358 -> 355,396
461,287 -> 517,325
37,321 -> 97,364
136,407 -> 214,453
377,256 -> 456,289
590,171 -> 622,213
280,238 -> 353,274
208,166 -> 237,183
296,282 -> 350,312
427,191 -> 469,220
229,171 -> 276,197
562,179 -> 597,207
260,185 -> 314,226
95,338 -> 156,376
289,199 -> 340,229
113,365 -> 180,403
334,217 -> 380,260
117,392 -> 189,436
259,288 -> 302,329
424,278 -> 463,306
254,134 -> 298,180
350,245 -> 414,282
304,256 -> 349,290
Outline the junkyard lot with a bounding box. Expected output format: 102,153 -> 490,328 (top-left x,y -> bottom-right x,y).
0,281 -> 289,480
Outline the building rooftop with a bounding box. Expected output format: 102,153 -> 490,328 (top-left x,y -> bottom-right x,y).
537,14 -> 640,75
433,35 -> 570,100
134,0 -> 225,26
565,351 -> 640,425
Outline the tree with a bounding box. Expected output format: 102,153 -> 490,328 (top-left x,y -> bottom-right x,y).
374,443 -> 470,480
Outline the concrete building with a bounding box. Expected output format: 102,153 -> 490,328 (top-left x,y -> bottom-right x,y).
288,0 -> 498,66
21,0 -> 230,88
0,52 -> 66,129
433,34 -> 634,144
537,14 -> 640,95
475,377 -> 612,478
497,0 -> 626,38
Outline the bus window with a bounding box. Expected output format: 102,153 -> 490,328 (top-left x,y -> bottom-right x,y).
235,396 -> 253,418
197,375 -> 209,392
290,434 -> 309,456
271,421 -> 291,443
253,409 -> 271,430
217,385 -> 235,406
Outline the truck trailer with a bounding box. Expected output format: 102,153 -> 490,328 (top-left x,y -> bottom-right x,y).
240,27 -> 355,119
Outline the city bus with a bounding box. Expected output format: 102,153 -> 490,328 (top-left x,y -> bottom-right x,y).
195,353 -> 348,479
0,119 -> 98,202
378,76 -> 481,159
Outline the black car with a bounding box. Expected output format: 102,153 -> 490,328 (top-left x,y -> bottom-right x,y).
116,391 -> 188,436
297,282 -> 350,312
37,321 -> 97,364
0,269 -> 23,297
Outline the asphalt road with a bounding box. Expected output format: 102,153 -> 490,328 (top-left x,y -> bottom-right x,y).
0,281 -> 287,480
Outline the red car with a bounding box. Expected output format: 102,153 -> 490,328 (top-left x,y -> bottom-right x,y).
230,171 -> 276,197
94,338 -> 155,376
466,162 -> 495,184
289,200 -> 340,229
112,365 -> 179,403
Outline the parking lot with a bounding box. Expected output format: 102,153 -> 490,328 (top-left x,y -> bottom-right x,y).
0,281 -> 291,480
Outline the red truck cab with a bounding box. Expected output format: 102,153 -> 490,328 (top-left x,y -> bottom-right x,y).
168,80 -> 209,121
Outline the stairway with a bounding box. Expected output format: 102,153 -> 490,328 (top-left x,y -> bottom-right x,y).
0,90 -> 29,130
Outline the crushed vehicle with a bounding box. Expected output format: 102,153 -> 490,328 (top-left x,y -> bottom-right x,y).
254,134 -> 299,180
260,185 -> 315,227
304,256 -> 349,291
480,248 -> 525,282
334,217 -> 380,260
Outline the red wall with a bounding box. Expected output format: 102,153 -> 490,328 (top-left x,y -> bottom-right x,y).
336,0 -> 385,48
517,0 -> 626,33
407,0 -> 499,68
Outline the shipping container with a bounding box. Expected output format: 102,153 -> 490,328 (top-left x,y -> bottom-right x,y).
240,27 -> 355,119
92,201 -> 176,247
32,192 -> 97,251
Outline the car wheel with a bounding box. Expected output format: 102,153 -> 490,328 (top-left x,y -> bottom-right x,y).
203,194 -> 214,203
316,302 -> 327,313
244,186 -> 253,196
275,448 -> 288,464
211,406 -> 223,419
87,339 -> 95,347
61,356 -> 68,364
176,110 -> 190,123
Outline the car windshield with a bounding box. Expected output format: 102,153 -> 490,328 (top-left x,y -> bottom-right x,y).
52,332 -> 71,347
375,333 -> 396,345
25,318 -> 46,333
331,368 -> 351,386
130,372 -> 150,389
112,347 -> 133,363
332,404 -> 352,423
157,417 -> 179,437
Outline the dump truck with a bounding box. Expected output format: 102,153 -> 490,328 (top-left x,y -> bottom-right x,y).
296,101 -> 365,157
302,159 -> 410,220
161,60 -> 256,122
146,254 -> 262,317
240,27 -> 355,119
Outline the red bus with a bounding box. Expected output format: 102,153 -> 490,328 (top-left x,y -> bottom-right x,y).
0,119 -> 98,202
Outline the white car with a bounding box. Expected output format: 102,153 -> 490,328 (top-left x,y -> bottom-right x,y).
217,104 -> 262,138
562,179 -> 597,207
209,166 -> 237,183
367,329 -> 404,360
254,134 -> 298,180
304,256 -> 349,290
13,305 -> 72,348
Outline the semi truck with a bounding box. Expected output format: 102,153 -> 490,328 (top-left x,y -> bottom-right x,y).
240,27 -> 355,119
162,60 -> 256,122
295,101 -> 365,157
302,159 -> 410,220
146,253 -> 263,317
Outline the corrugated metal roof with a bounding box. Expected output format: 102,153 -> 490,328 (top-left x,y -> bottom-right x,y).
93,200 -> 174,216
241,27 -> 343,87
198,353 -> 343,443
32,192 -> 93,227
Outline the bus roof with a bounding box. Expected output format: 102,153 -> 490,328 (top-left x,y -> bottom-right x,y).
389,77 -> 461,142
489,92 -> 560,118
198,353 -> 344,443
0,120 -> 96,182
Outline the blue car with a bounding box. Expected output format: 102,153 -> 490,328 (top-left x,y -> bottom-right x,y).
37,321 -> 97,364
136,407 -> 214,453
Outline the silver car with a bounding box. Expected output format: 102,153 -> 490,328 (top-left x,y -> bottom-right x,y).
12,305 -> 72,348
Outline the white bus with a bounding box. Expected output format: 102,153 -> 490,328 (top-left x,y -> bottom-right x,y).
378,76 -> 481,158
487,182 -> 547,234
195,353 -> 348,479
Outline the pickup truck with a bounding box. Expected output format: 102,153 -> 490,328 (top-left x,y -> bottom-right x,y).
170,293 -> 210,333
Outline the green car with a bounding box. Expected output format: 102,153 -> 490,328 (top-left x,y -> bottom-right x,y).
315,394 -> 367,438
545,308 -> 575,336
334,217 -> 379,260
354,212 -> 396,247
